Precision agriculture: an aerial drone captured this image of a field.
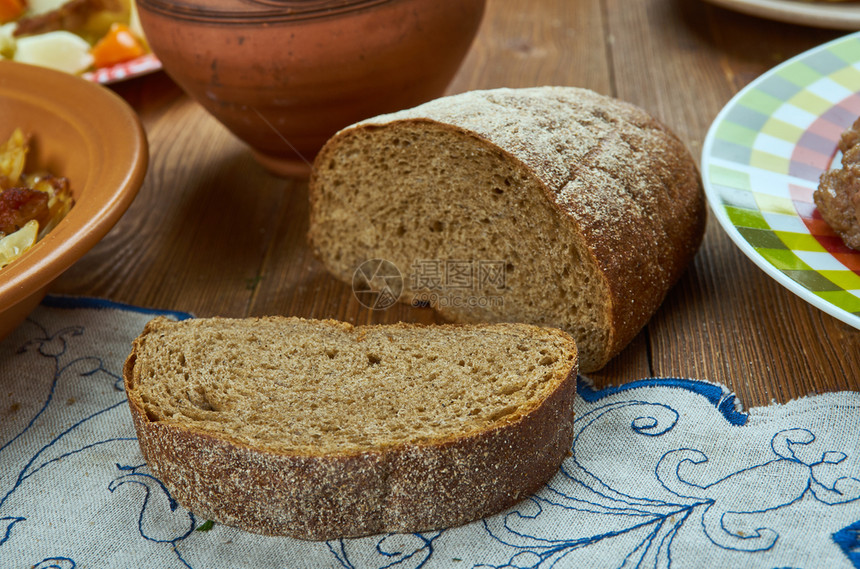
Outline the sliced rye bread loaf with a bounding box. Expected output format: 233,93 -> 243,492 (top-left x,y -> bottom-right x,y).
308,86 -> 706,372
123,316 -> 578,540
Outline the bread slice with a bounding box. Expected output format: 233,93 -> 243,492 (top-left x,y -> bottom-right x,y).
123,316 -> 578,540
308,86 -> 706,372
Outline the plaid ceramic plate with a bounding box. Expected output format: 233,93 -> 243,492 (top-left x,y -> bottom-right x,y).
701,31 -> 860,330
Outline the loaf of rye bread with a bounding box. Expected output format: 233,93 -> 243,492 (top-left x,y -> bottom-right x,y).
308,86 -> 706,372
123,316 -> 578,540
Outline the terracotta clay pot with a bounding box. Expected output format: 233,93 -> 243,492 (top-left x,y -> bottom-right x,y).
135,0 -> 486,177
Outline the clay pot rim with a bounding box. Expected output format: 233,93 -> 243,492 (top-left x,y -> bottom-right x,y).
135,0 -> 397,24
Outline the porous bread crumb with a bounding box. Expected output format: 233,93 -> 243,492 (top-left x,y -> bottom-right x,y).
312,120 -> 607,368
129,316 -> 576,454
310,86 -> 706,372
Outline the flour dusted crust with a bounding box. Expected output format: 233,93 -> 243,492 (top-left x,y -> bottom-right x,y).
309,86 -> 706,372
123,316 -> 578,540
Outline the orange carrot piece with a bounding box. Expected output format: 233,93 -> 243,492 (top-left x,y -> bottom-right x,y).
90,23 -> 146,69
0,0 -> 25,24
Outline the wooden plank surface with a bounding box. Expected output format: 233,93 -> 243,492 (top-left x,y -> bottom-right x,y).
51,0 -> 860,408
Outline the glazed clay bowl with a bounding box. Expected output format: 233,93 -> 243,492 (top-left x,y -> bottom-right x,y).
0,61 -> 148,342
135,0 -> 486,177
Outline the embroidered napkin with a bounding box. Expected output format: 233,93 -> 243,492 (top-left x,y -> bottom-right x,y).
1,296 -> 858,569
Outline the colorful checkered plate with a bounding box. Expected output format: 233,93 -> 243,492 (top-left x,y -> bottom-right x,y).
702,31 -> 860,329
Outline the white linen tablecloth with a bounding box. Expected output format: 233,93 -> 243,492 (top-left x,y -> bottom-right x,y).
1,296 -> 858,569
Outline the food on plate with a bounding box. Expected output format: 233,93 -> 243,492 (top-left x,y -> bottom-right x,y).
0,0 -> 147,75
12,29 -> 92,72
0,0 -> 25,23
0,128 -> 74,268
123,316 -> 578,540
89,22 -> 143,68
308,86 -> 706,373
815,117 -> 860,250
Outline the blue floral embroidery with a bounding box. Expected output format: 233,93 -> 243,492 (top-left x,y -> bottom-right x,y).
0,516 -> 24,547
0,306 -> 195,568
479,398 -> 693,568
1,298 -> 858,569
110,463 -> 197,545
834,519 -> 860,566
658,429 -> 860,552
472,381 -> 860,569
329,532 -> 443,569
31,557 -> 76,569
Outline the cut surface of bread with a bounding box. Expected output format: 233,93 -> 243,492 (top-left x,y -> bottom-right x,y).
308,86 -> 706,372
124,316 -> 578,540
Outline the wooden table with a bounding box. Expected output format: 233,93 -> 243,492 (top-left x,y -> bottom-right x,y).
52,0 -> 860,408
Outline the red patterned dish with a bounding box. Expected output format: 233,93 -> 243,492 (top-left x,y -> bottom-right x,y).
82,53 -> 162,84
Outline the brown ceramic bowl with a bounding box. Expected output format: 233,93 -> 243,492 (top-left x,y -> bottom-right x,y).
0,60 -> 148,342
135,0 -> 486,177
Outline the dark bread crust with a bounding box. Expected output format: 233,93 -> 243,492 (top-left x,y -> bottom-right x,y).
308,87 -> 706,372
123,319 -> 578,540
556,110 -> 706,364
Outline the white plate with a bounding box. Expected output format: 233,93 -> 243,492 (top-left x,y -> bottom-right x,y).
704,0 -> 860,29
701,31 -> 860,329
